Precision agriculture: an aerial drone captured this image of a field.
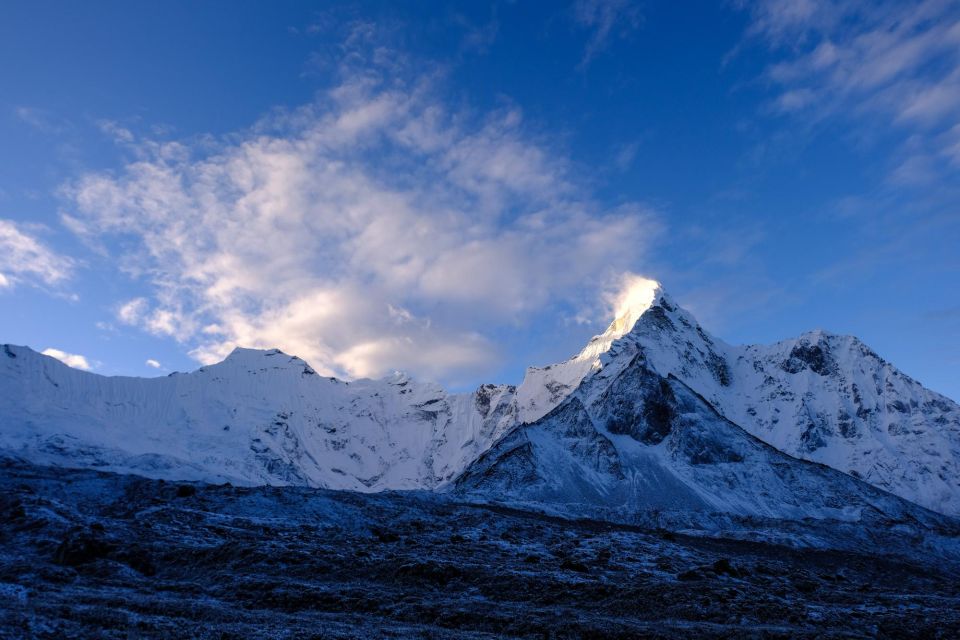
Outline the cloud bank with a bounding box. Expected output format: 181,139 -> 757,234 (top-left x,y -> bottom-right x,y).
63,32 -> 657,382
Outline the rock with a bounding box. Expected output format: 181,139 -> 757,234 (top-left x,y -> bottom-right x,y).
372,527 -> 400,543
677,568 -> 703,581
54,530 -> 114,566
559,558 -> 590,573
794,578 -> 818,594
713,558 -> 739,578
175,485 -> 197,498
0,496 -> 25,521
116,545 -> 157,576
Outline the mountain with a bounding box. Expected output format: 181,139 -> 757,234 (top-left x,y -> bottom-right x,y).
460,283 -> 960,516
453,345 -> 946,531
562,286 -> 960,516
511,278 -> 659,425
2,280 -> 958,518
0,344 -> 517,490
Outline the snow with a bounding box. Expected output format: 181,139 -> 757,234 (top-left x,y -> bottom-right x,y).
578,297 -> 960,516
0,344 -> 517,491
1,279 -> 958,519
513,279 -> 664,423
455,350 -> 947,527
500,288 -> 960,516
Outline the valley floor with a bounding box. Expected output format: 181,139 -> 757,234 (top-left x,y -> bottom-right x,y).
1,457 -> 958,639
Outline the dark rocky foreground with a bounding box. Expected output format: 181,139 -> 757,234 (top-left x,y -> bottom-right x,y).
1,457 -> 959,639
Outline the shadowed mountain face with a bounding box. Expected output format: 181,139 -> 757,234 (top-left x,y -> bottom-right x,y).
453,350 -> 955,532
2,282 -> 959,519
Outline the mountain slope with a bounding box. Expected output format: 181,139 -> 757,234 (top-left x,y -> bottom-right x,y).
454,347 -> 950,530
5,456 -> 960,638
512,277 -> 662,424
573,287 -> 960,516
490,281 -> 960,516
0,344 -> 517,490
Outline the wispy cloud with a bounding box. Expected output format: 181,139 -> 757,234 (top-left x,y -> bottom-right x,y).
739,0 -> 960,181
0,219 -> 74,291
14,106 -> 72,135
62,27 -> 659,383
613,141 -> 640,171
572,0 -> 642,70
455,12 -> 499,54
41,348 -> 92,370
145,358 -> 162,369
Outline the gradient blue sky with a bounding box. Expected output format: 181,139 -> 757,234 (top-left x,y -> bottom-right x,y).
1,0 -> 958,399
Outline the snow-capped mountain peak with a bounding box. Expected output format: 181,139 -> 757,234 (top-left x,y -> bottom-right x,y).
1,278 -> 958,518
578,276 -> 664,361
571,294 -> 960,516
495,285 -> 960,516
218,346 -> 319,376
512,278 -> 670,424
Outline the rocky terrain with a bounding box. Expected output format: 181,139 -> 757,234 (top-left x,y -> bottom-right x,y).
2,457 -> 960,639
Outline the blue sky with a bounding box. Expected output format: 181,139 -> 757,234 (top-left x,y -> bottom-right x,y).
1,0 -> 958,399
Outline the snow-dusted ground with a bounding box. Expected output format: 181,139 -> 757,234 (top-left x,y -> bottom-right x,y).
2,457 -> 959,639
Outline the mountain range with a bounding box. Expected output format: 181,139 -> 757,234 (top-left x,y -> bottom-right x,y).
2,281 -> 958,523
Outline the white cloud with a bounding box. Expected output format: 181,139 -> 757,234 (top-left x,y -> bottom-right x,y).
455,14 -> 499,54
606,273 -> 660,321
740,0 -> 960,180
0,219 -> 74,291
63,34 -> 658,382
97,119 -> 135,144
41,348 -> 92,370
14,106 -> 70,135
571,272 -> 661,331
758,1 -> 960,122
613,141 -> 639,171
145,358 -> 161,368
116,297 -> 192,338
117,297 -> 148,324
